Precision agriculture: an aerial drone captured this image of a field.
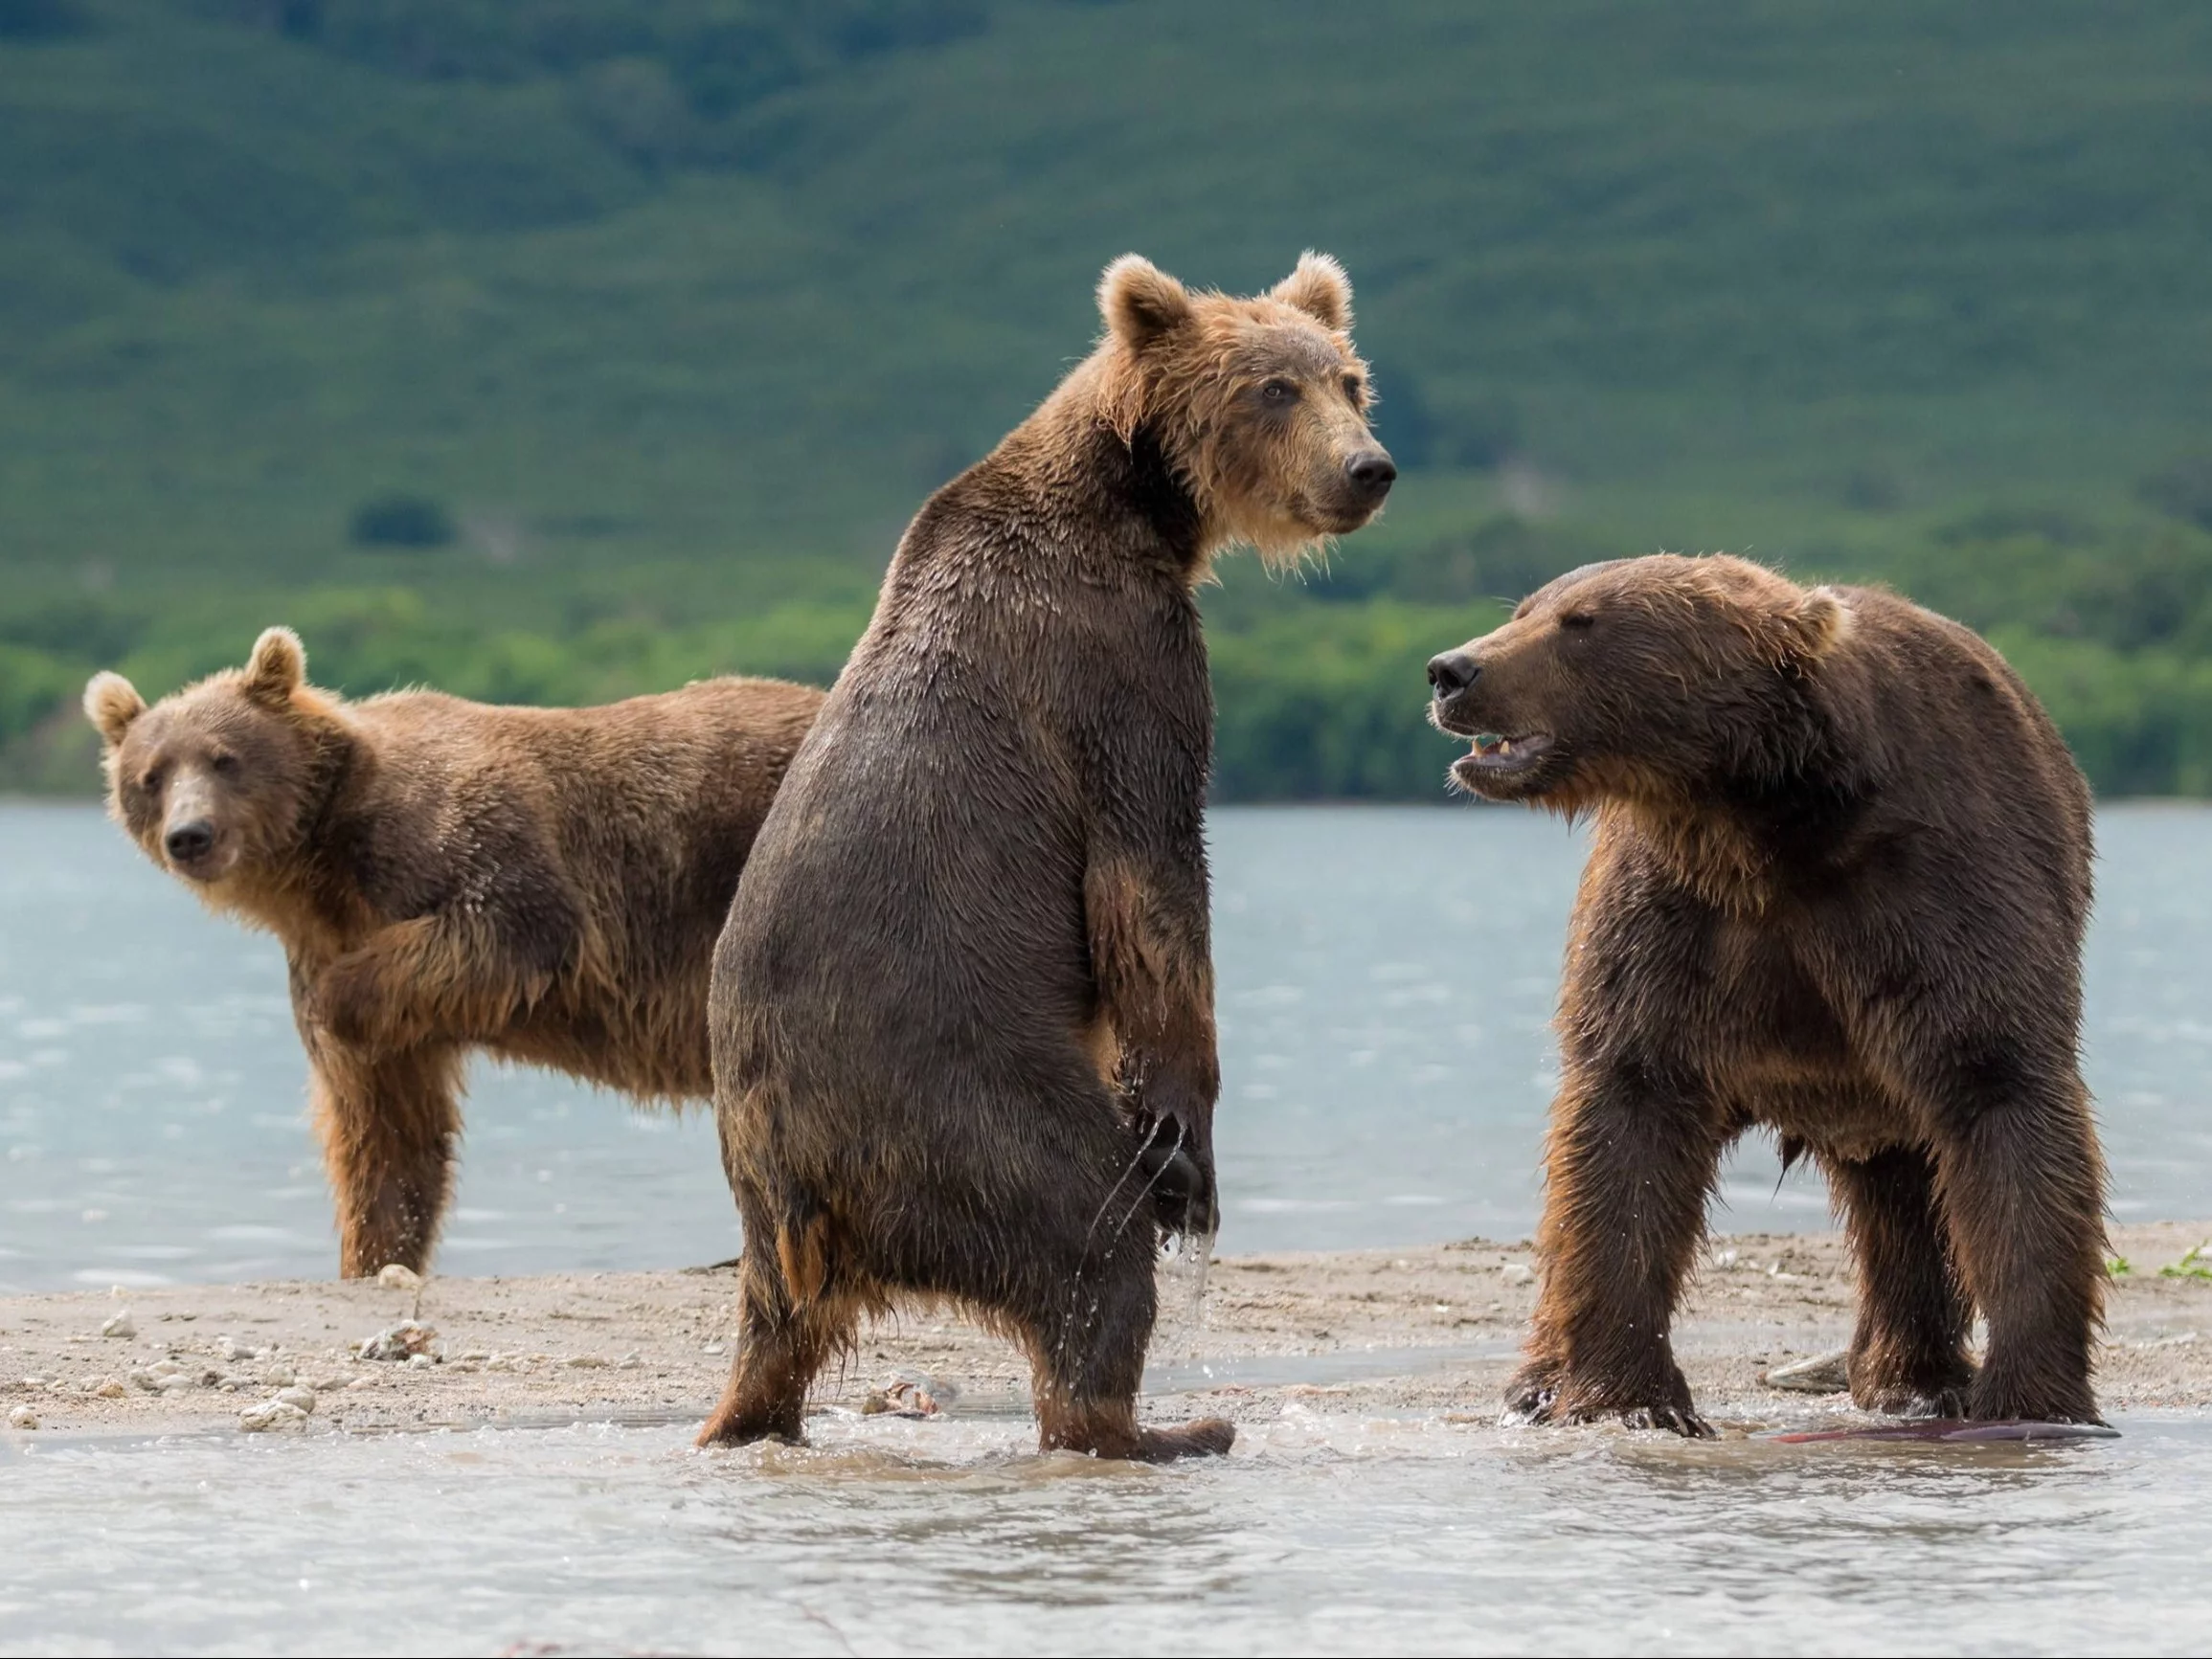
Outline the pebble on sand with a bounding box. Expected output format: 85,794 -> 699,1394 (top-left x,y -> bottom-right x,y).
375,1264 -> 423,1290
238,1399 -> 309,1433
8,1405 -> 37,1430
133,1357 -> 208,1393
100,1311 -> 135,1339
356,1322 -> 440,1362
1501,1264 -> 1535,1287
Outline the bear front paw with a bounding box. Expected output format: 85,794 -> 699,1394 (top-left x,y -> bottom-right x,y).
1501,1359 -> 1565,1425
1615,1401 -> 1715,1439
1966,1370 -> 2104,1426
1847,1347 -> 1976,1420
1502,1357 -> 1710,1437
1854,1379 -> 1973,1420
1137,1123 -> 1217,1240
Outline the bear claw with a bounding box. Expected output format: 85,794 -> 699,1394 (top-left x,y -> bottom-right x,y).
1615,1403 -> 1715,1439
1500,1385 -> 1558,1427
1502,1361 -> 1709,1437
1859,1385 -> 1971,1420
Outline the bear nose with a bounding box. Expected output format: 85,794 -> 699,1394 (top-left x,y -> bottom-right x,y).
1427,652 -> 1479,697
165,820 -> 214,863
1346,448 -> 1397,497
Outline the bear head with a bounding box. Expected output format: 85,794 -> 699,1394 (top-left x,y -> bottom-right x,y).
1426,554 -> 1852,811
85,627 -> 346,894
1095,251 -> 1395,565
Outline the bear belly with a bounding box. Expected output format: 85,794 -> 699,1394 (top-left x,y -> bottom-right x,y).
1726,1057 -> 1909,1164
1709,922 -> 1906,1163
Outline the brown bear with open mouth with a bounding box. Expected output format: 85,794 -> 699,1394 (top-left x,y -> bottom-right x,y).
1427,553 -> 2105,1433
701,253 -> 1395,1460
88,630 -> 823,1278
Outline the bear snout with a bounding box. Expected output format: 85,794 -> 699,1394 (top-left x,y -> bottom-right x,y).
1343,446 -> 1397,501
1426,649 -> 1480,700
163,818 -> 217,869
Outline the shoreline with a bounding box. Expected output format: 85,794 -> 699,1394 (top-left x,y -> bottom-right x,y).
6,1221 -> 2208,1441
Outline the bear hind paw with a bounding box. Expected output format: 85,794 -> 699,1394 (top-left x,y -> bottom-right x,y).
1130,1418 -> 1236,1462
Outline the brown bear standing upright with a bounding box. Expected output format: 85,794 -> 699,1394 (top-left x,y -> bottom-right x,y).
86,630 -> 823,1277
1427,554 -> 2106,1433
702,254 -> 1395,1460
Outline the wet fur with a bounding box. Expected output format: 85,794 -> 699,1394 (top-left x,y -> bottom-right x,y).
1431,555 -> 2106,1430
90,631 -> 823,1277
701,255 -> 1387,1460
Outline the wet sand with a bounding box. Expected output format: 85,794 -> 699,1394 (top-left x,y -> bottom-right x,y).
5,1221 -> 2209,1439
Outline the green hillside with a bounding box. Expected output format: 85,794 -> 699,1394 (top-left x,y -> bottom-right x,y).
4,0 -> 2212,796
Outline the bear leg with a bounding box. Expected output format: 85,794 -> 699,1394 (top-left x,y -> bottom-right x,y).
940,1141 -> 1233,1462
1509,1061 -> 1722,1437
1825,1145 -> 1976,1417
309,1043 -> 463,1278
697,1229 -> 854,1448
1021,1238 -> 1234,1461
1930,1079 -> 2106,1424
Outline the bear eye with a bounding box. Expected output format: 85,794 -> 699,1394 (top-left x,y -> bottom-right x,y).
1343,374 -> 1366,407
1260,379 -> 1299,405
140,765 -> 165,792
1560,611 -> 1596,632
211,752 -> 240,775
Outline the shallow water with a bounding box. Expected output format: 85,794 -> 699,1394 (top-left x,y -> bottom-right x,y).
5,1407 -> 2210,1655
5,801 -> 2212,1289
9,801 -> 2212,1655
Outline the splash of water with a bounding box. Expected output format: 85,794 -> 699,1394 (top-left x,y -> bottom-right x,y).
1150,1230 -> 1215,1363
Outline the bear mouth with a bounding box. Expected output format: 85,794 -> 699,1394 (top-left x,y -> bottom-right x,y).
1452,731 -> 1555,783
1318,500 -> 1383,532
164,838 -> 239,884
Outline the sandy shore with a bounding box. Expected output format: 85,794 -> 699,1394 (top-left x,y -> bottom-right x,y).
6,1222 -> 2209,1440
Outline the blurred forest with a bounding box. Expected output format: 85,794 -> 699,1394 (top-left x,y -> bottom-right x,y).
4,0 -> 2211,796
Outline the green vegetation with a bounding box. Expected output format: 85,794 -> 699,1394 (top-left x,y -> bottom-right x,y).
3,1 -> 2210,798
348,493 -> 456,549
2159,1243 -> 2212,1282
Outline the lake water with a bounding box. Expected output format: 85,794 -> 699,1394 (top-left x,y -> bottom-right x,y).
7,799 -> 2212,1656
6,1408 -> 2212,1655
4,800 -> 2212,1292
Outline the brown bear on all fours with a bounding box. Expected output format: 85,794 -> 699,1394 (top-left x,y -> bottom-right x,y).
86,630 -> 823,1279
1428,554 -> 2106,1433
702,253 -> 1396,1461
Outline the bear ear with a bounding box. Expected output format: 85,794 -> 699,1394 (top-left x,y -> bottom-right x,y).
1271,251 -> 1352,331
82,671 -> 147,749
242,626 -> 306,706
1782,586 -> 1853,662
1099,254 -> 1192,350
